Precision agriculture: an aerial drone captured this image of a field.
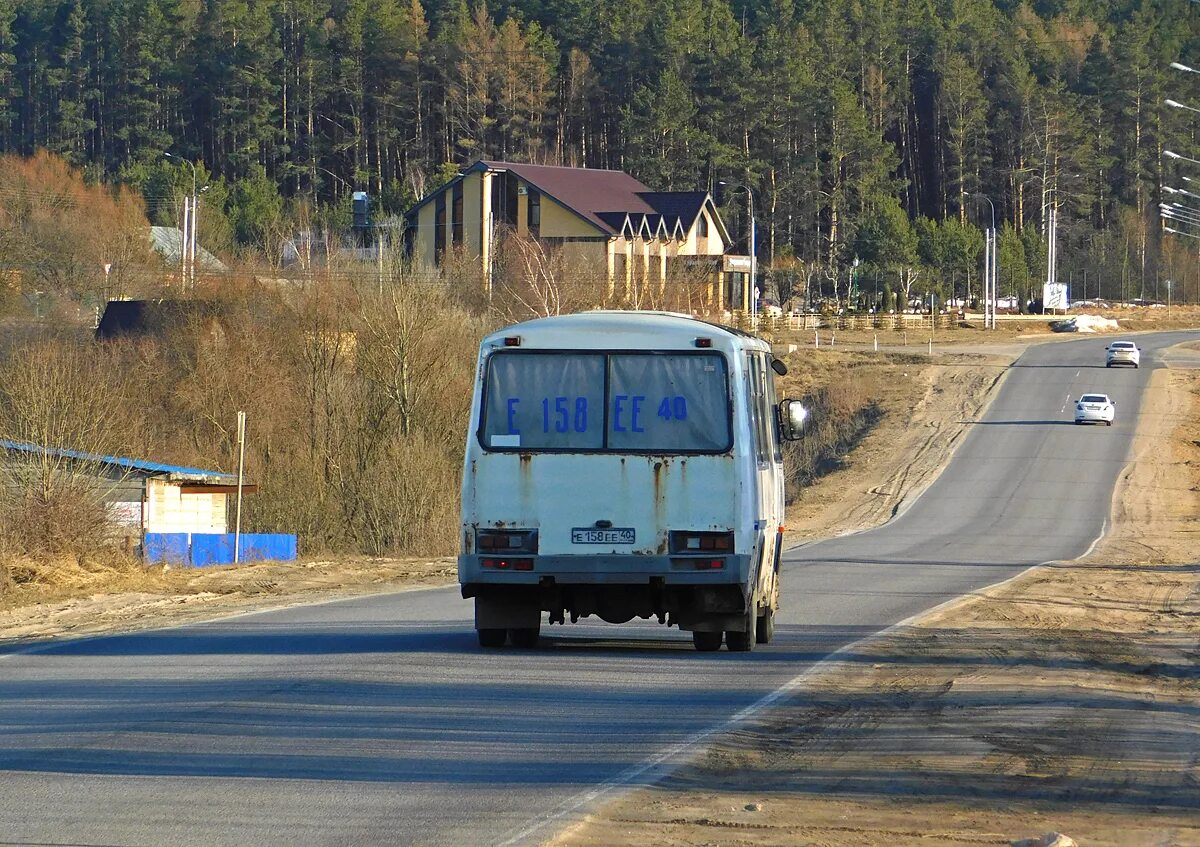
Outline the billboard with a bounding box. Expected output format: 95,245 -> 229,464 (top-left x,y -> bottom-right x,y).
1043,282 -> 1069,311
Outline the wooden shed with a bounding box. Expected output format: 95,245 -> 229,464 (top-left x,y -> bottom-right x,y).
0,440 -> 255,548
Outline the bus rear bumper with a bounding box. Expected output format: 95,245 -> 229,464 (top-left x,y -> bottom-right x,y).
458,553 -> 753,587
460,554 -> 757,632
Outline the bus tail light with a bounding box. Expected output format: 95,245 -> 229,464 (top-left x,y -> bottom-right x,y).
482,558 -> 534,571
670,558 -> 725,570
476,530 -> 538,553
669,531 -> 734,554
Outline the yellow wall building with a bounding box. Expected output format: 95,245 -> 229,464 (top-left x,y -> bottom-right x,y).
403,160 -> 754,310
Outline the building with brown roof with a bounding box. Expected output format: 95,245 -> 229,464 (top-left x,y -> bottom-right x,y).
403,160 -> 754,310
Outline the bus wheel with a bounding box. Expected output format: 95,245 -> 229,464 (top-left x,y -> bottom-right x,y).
692,630 -> 723,652
509,626 -> 541,649
725,609 -> 756,652
478,628 -> 507,648
755,610 -> 775,644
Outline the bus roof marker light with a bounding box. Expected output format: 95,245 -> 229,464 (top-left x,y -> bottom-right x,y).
695,337 -> 712,348
503,336 -> 522,347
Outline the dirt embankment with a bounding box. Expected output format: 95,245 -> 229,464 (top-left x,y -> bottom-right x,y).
552,364 -> 1200,847
783,351 -> 1010,541
0,557 -> 455,645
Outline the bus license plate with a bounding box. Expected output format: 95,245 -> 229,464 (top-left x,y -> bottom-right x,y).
571,528 -> 635,545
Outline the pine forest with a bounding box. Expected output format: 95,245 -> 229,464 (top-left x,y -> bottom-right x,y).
0,0 -> 1198,304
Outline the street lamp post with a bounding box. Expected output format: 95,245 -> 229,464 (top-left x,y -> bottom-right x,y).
1165,98 -> 1200,115
802,188 -> 831,307
973,193 -> 997,329
717,180 -> 757,322
165,152 -> 198,290
1164,225 -> 1200,239
1164,185 -> 1200,201
1161,202 -> 1200,223
1165,150 -> 1200,167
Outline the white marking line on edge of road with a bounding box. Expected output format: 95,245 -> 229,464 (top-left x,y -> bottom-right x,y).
495,521 -> 1111,847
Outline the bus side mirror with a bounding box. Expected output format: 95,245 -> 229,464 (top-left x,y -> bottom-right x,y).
778,399 -> 808,441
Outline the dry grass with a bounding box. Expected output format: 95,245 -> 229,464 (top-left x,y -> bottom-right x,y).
0,548 -> 156,607
774,349 -> 927,500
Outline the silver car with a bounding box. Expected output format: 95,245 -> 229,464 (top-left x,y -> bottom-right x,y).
1106,340 -> 1140,368
1075,393 -> 1115,426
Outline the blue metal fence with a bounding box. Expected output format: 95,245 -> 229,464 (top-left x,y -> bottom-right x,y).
144,533 -> 297,566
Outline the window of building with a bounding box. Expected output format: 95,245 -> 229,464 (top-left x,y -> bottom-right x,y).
452,182 -> 464,245
491,171 -> 519,227
697,212 -> 709,238
527,188 -> 541,237
434,195 -> 446,263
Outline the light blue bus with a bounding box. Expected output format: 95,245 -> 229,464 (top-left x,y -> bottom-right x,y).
459,311 -> 806,651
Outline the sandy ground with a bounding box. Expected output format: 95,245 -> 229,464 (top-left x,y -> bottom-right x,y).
551,363 -> 1200,847
0,556 -> 455,646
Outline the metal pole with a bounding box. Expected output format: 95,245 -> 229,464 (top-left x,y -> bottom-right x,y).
190,191 -> 198,291
991,228 -> 998,327
234,411 -> 246,564
975,194 -> 996,329
992,228 -> 998,327
983,228 -> 991,328
180,197 -> 190,288
748,189 -> 757,323
377,227 -> 385,296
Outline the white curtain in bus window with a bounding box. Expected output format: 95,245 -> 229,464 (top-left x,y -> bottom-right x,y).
483,353 -> 605,449
607,354 -> 730,451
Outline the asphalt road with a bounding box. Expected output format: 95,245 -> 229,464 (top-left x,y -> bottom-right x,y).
0,332 -> 1192,847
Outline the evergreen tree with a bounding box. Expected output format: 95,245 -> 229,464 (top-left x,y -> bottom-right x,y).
46,0 -> 95,164
0,0 -> 17,150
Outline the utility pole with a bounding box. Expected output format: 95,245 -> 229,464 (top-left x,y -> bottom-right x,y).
190,193 -> 199,290
234,411 -> 247,564
377,227 -> 385,296
165,152 -> 199,291
716,180 -> 756,320
180,195 -> 190,288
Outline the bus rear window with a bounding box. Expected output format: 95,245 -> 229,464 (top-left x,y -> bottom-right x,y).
481,352 -> 731,453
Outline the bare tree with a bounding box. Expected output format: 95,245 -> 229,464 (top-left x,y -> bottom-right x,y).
0,338 -> 144,557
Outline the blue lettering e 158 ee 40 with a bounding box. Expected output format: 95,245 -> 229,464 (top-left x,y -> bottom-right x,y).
506,398 -> 520,434
613,394 -> 628,432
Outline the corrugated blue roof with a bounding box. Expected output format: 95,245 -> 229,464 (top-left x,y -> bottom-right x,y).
0,440 -> 239,484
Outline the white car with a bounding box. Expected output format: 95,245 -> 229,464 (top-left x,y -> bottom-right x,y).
1106,340 -> 1140,368
1075,393 -> 1115,426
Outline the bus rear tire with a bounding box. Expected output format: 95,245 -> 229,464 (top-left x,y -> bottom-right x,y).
478,628 -> 507,648
725,608 -> 756,652
755,610 -> 775,644
692,630 -> 723,652
509,626 -> 541,648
